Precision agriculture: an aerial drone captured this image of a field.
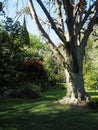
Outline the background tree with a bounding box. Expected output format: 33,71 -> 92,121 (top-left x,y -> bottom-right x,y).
42,44 -> 66,86
27,0 -> 98,104
0,17 -> 25,90
0,16 -> 49,97
84,35 -> 98,90
20,16 -> 30,46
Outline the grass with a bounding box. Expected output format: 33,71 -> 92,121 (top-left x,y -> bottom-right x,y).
0,90 -> 98,130
87,90 -> 98,98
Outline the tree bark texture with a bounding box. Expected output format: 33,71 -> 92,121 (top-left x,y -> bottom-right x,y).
58,43 -> 90,105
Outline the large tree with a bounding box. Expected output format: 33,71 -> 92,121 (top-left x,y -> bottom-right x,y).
2,0 -> 98,104
27,0 -> 98,105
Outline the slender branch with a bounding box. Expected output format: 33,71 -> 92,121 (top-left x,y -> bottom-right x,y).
28,0 -> 65,64
80,15 -> 96,51
80,1 -> 98,50
62,0 -> 74,37
78,2 -> 96,33
36,0 -> 66,43
55,0 -> 64,33
38,16 -> 51,26
13,10 -> 24,24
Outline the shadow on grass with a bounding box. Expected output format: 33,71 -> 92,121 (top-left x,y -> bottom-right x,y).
0,90 -> 98,130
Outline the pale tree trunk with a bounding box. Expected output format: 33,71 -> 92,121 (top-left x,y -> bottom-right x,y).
58,45 -> 90,105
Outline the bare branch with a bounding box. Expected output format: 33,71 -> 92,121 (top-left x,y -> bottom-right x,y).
80,15 -> 96,51
78,2 -> 96,32
36,0 -> 66,43
38,16 -> 51,26
28,0 -> 65,64
62,0 -> 74,36
55,0 -> 64,33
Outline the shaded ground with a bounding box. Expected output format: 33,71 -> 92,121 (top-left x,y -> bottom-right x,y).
0,90 -> 98,130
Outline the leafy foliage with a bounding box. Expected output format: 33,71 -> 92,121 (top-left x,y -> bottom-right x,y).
83,36 -> 98,89
43,54 -> 58,84
16,82 -> 41,98
0,30 -> 25,89
29,34 -> 43,50
41,44 -> 66,87
0,16 -> 49,97
20,17 -> 30,46
88,98 -> 98,109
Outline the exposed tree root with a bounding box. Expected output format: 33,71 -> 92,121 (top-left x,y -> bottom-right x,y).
54,95 -> 90,106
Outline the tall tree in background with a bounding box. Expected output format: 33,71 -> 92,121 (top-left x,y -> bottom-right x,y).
84,36 -> 98,89
27,0 -> 98,104
20,16 -> 30,46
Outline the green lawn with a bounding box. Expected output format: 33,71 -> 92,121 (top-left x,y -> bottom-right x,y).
0,90 -> 98,130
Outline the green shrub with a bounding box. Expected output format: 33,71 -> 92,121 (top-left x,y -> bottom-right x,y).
49,83 -> 66,90
88,98 -> 98,109
16,82 -> 41,99
84,71 -> 98,90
